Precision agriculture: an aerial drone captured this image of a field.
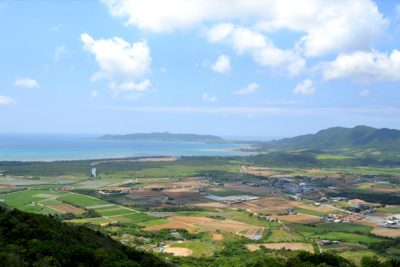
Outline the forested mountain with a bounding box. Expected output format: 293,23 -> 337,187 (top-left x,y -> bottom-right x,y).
0,207 -> 168,267
261,126 -> 400,151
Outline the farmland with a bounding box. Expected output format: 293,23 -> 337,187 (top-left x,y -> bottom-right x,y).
0,154 -> 400,265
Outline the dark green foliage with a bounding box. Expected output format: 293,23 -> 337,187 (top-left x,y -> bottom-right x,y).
286,251 -> 355,267
328,191 -> 400,205
361,256 -> 400,267
260,125 -> 400,152
369,237 -> 400,258
0,207 -> 169,267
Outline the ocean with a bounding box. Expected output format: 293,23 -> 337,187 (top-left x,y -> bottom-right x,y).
0,134 -> 251,161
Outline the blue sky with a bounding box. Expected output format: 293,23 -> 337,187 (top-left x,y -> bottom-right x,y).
0,0 -> 399,137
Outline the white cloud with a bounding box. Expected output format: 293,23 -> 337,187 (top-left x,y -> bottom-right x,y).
359,89 -> 370,97
103,0 -> 386,57
208,24 -> 305,75
294,79 -> 315,96
14,78 -> 39,88
91,90 -> 98,97
202,93 -> 217,102
81,33 -> 151,96
53,45 -> 69,61
81,33 -> 150,81
109,80 -> 151,96
0,95 -> 15,105
321,50 -> 400,82
211,55 -> 231,74
235,83 -> 259,95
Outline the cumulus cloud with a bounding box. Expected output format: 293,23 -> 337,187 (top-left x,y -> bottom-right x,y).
235,83 -> 259,95
81,33 -> 150,81
0,95 -> 15,105
294,79 -> 315,96
211,55 -> 231,74
81,33 -> 151,96
14,78 -> 39,88
202,93 -> 217,102
208,24 -> 305,75
321,50 -> 400,82
103,0 -> 386,57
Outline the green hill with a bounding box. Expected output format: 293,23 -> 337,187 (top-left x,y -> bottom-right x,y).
0,207 -> 168,267
261,125 -> 400,151
98,132 -> 224,143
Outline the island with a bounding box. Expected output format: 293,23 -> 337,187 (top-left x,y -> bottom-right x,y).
97,132 -> 225,143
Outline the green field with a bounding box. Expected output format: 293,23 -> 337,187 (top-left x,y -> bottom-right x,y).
267,228 -> 304,242
316,154 -> 353,160
139,219 -> 169,227
0,190 -> 68,207
339,250 -> 384,265
58,193 -> 107,207
310,232 -> 384,245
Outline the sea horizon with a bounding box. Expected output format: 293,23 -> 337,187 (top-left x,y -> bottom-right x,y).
0,133 -> 252,161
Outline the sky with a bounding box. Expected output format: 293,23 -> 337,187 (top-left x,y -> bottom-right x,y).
0,0 -> 400,137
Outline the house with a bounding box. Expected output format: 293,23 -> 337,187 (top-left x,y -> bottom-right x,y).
349,198 -> 366,207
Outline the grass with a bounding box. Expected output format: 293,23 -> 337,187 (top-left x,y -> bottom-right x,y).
220,209 -> 280,228
139,219 -> 169,227
267,228 -> 304,242
96,208 -> 134,217
68,217 -> 113,225
310,232 -> 384,245
316,222 -> 373,234
169,240 -> 214,257
295,207 -> 326,216
0,189 -> 65,207
58,193 -> 107,207
339,250 -> 383,266
375,206 -> 400,214
316,154 -> 353,160
119,213 -> 154,223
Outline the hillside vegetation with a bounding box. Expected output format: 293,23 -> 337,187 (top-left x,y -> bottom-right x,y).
0,207 -> 168,267
261,126 -> 400,151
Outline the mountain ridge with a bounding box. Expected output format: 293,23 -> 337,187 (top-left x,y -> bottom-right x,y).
260,125 -> 400,151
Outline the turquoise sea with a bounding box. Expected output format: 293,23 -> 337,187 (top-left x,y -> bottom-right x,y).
0,134 -> 251,161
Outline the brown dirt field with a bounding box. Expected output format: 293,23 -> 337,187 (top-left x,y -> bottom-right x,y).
165,188 -> 194,193
224,183 -> 273,196
274,214 -> 321,224
145,216 -> 215,231
356,219 -> 380,227
247,242 -> 314,252
212,233 -> 224,240
50,204 -> 85,214
232,197 -> 303,214
145,216 -> 264,237
164,247 -> 192,256
0,185 -> 16,189
371,227 -> 400,238
199,219 -> 262,234
192,202 -> 228,208
149,179 -> 208,189
298,204 -> 337,213
242,167 -> 278,176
